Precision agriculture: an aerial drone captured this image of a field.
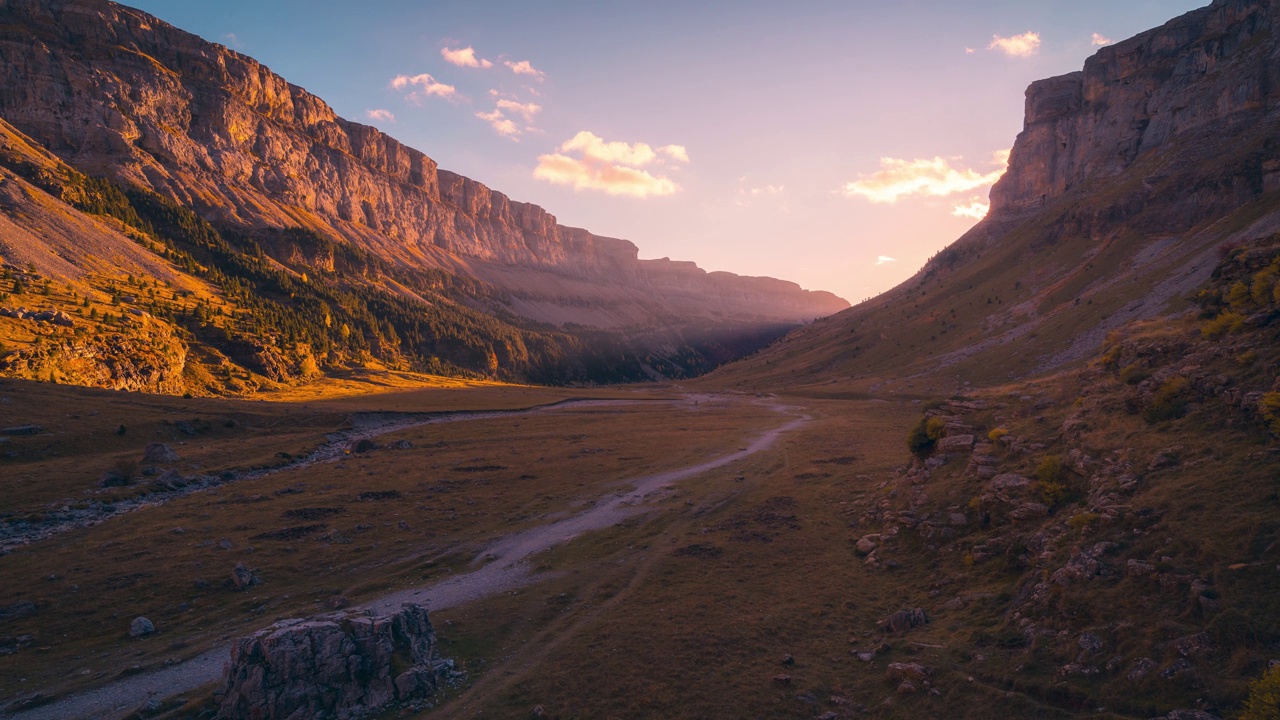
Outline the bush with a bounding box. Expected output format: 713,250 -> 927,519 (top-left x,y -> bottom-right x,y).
1037,456 -> 1067,506
988,428 -> 1009,443
1203,311 -> 1246,338
1118,363 -> 1151,385
1239,664 -> 1280,720
1259,392 -> 1280,435
907,416 -> 947,458
1143,377 -> 1193,423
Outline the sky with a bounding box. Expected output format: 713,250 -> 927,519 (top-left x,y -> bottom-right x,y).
126,0 -> 1207,304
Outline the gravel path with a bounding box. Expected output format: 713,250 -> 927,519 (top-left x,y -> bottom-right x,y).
2,400 -> 808,720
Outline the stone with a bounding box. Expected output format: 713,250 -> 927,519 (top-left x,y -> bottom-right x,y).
937,435 -> 975,453
1163,712 -> 1222,720
129,617 -> 155,637
1077,632 -> 1103,655
1010,502 -> 1049,521
781,654 -> 794,666
0,601 -> 36,621
0,425 -> 40,436
142,443 -> 179,464
354,439 -> 379,454
886,662 -> 930,683
855,535 -> 879,555
772,674 -> 791,686
217,604 -> 440,720
987,474 -> 1031,492
896,681 -> 917,695
1127,559 -> 1156,577
883,608 -> 928,634
1148,446 -> 1183,470
1161,658 -> 1193,680
389,439 -> 414,450
230,563 -> 260,591
98,470 -> 130,488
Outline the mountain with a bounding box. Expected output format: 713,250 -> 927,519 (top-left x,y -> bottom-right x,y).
0,0 -> 846,393
710,0 -> 1280,394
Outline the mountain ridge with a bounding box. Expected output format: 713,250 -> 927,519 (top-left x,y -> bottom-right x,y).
0,0 -> 846,326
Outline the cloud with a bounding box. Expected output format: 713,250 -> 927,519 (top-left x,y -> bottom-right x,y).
747,185 -> 784,196
1091,32 -> 1113,47
476,109 -> 519,137
390,73 -> 457,102
659,144 -> 690,163
965,47 -> 976,54
441,46 -> 493,69
952,199 -> 990,219
496,99 -> 542,122
505,60 -> 546,81
876,256 -> 897,266
365,108 -> 396,123
223,33 -> 242,49
533,131 -> 684,198
842,150 -> 1010,204
987,31 -> 1040,57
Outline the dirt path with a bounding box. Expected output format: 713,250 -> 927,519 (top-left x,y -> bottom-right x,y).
2,400 -> 809,720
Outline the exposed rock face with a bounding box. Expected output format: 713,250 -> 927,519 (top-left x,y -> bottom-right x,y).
216,604 -> 439,720
991,0 -> 1278,215
0,0 -> 847,326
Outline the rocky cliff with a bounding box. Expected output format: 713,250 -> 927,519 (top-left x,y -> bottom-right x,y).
991,0 -> 1278,215
0,0 -> 846,325
712,0 -> 1280,390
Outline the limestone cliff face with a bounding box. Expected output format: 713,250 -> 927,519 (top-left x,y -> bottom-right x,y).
991,0 -> 1278,215
0,0 -> 847,323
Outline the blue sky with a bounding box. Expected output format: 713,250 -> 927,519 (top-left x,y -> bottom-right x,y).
126,0 -> 1206,303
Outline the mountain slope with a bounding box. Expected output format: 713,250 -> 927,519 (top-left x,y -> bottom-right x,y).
710,0 -> 1280,394
0,0 -> 845,330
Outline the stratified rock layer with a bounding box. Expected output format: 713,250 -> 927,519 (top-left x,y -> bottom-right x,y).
0,0 -> 847,327
216,604 -> 438,720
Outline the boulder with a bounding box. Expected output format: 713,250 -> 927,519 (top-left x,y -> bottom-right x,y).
230,563 -> 260,591
129,617 -> 155,637
142,443 -> 179,464
855,535 -> 879,555
987,474 -> 1031,492
886,662 -> 930,683
0,601 -> 36,621
937,435 -> 975,453
98,470 -> 130,488
883,608 -> 928,634
216,604 -> 441,720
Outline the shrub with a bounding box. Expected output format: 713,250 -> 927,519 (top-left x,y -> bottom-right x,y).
988,428 -> 1009,443
1239,664 -> 1280,720
1203,311 -> 1246,338
1259,392 -> 1280,435
1119,363 -> 1151,385
907,416 -> 947,458
1067,512 -> 1099,531
1143,377 -> 1193,423
1037,456 -> 1067,507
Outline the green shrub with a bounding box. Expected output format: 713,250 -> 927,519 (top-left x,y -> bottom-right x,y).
1259,392 -> 1280,435
1119,363 -> 1151,385
1143,377 -> 1193,423
907,416 -> 947,458
1239,664 -> 1280,720
1203,311 -> 1246,338
1037,456 -> 1067,506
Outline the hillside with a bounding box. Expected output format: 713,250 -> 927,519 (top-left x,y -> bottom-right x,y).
0,0 -> 847,394
710,0 -> 1280,395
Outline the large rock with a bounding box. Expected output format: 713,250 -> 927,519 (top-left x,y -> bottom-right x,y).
883,608 -> 928,634
216,604 -> 440,720
937,435 -> 975,453
142,443 -> 179,464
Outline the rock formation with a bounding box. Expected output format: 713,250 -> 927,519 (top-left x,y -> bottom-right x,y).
0,0 -> 846,329
216,604 -> 440,720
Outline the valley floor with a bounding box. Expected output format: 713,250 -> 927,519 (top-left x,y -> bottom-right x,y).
0,367 -> 1274,720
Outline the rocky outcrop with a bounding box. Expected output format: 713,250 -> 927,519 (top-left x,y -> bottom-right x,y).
0,0 -> 846,324
216,604 -> 441,720
991,0 -> 1279,215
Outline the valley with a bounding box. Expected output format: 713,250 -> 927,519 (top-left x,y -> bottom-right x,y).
1,0 -> 1280,718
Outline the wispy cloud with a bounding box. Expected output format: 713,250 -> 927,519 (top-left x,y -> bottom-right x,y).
365,108 -> 396,123
496,99 -> 542,122
876,256 -> 897,266
533,131 -> 683,198
223,33 -> 242,49
505,60 -> 546,81
842,150 -> 1010,204
988,31 -> 1040,57
1091,32 -> 1113,47
952,198 -> 990,219
390,73 -> 458,102
476,109 -> 519,137
441,46 -> 493,69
